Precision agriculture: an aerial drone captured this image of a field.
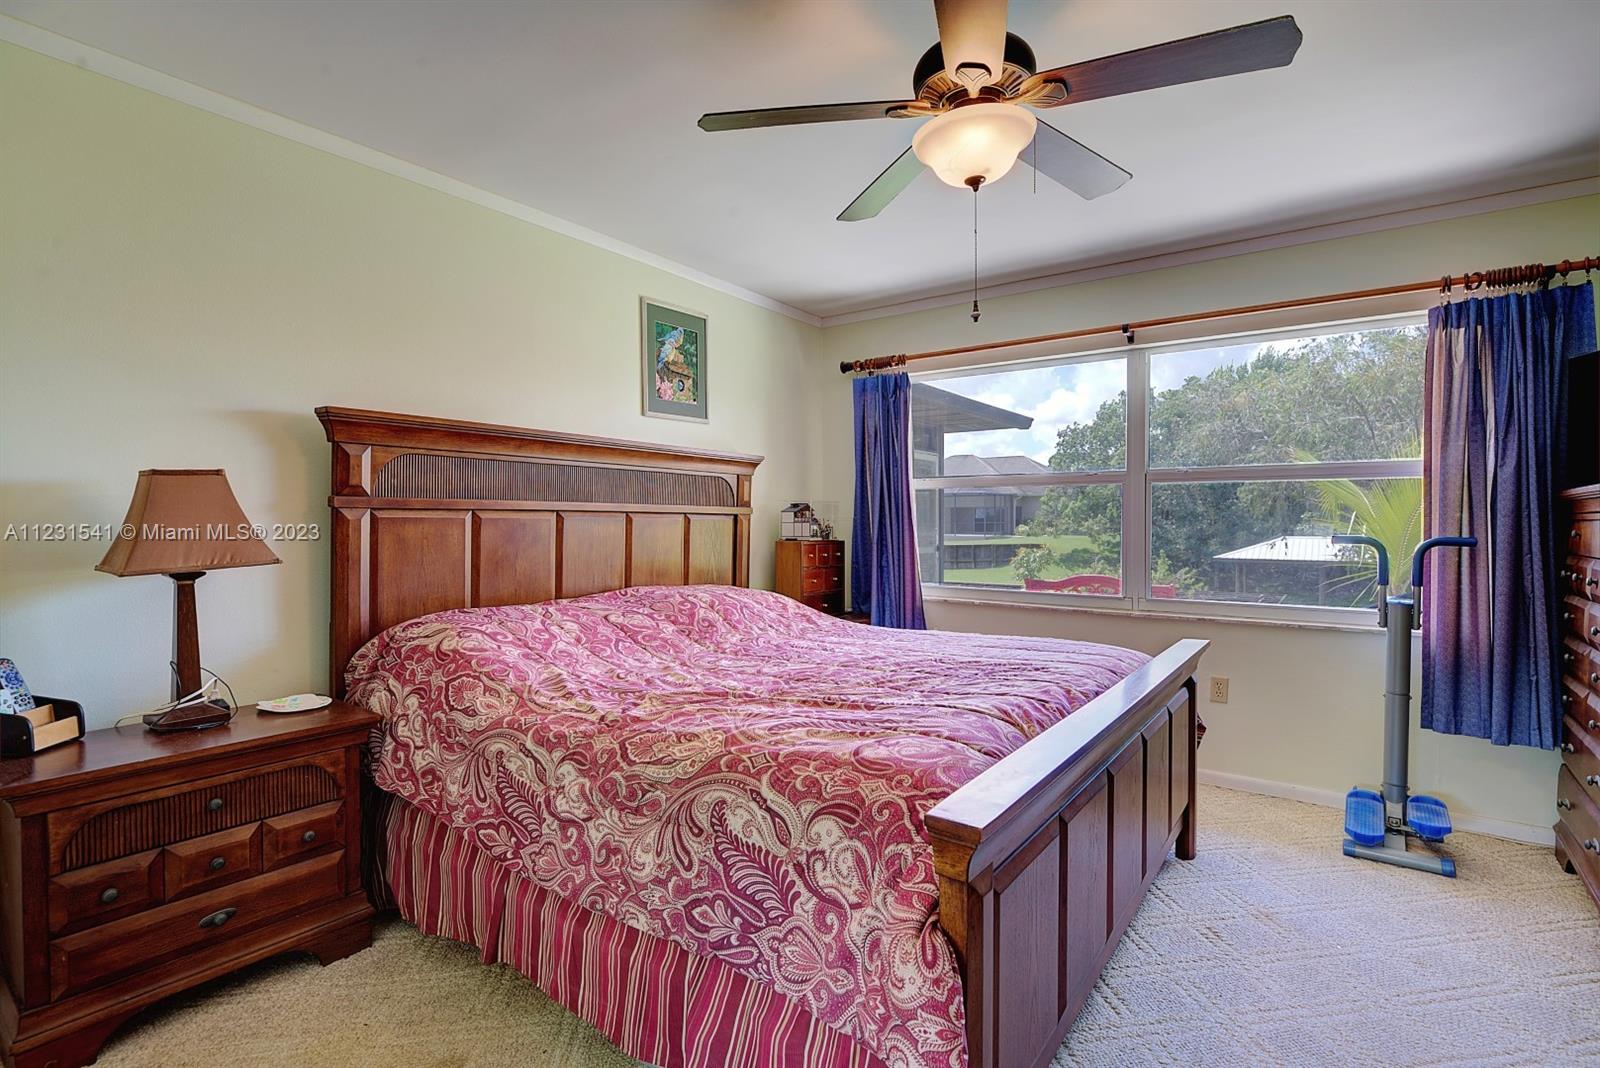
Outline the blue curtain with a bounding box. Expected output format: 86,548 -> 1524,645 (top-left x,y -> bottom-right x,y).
851,373 -> 926,629
1422,281 -> 1595,746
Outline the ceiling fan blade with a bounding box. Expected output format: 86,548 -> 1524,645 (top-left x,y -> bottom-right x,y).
1027,120 -> 1131,200
933,0 -> 1009,91
698,100 -> 918,132
1025,15 -> 1302,107
838,146 -> 924,222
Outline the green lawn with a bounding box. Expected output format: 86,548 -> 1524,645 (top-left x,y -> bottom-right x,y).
940,534 -> 1101,585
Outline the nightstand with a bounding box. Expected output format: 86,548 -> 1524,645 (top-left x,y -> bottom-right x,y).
775,539 -> 845,616
0,701 -> 378,1068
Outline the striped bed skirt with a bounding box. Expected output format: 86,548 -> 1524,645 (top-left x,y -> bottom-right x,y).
371,791 -> 888,1068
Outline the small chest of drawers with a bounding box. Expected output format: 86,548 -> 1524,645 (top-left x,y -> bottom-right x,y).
1556,484 -> 1600,912
0,702 -> 377,1068
775,539 -> 846,616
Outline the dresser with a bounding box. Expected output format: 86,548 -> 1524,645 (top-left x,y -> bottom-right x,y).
1557,483 -> 1600,910
0,702 -> 377,1068
775,539 -> 845,616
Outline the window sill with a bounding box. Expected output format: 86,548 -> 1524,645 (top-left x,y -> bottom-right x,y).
920,587 -> 1393,635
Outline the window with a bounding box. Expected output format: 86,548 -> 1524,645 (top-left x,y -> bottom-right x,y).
912,359 -> 1127,596
910,319 -> 1426,619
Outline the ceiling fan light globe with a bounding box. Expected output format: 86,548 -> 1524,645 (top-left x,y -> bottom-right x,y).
912,103 -> 1037,188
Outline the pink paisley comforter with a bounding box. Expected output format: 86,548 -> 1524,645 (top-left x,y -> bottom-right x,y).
345,585 -> 1147,1068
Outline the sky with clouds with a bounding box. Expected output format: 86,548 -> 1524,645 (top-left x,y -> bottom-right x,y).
927,342 -> 1263,463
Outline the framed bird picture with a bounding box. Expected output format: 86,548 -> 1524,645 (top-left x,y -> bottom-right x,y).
641,298 -> 708,422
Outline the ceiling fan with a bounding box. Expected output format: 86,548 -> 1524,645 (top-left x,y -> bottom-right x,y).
698,1 -> 1303,222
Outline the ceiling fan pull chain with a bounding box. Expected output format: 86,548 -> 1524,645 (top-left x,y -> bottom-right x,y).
971,179 -> 982,323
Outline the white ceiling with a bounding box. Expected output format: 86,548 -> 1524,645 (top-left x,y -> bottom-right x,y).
5,0 -> 1598,320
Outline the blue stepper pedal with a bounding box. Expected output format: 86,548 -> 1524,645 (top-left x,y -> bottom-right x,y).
1344,788 -> 1386,847
1405,795 -> 1452,841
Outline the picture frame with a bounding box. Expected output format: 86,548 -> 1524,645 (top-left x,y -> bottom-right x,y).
641,297 -> 708,423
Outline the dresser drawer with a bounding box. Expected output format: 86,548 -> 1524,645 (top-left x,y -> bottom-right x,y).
1556,766 -> 1600,874
49,751 -> 345,874
1560,676 -> 1600,735
164,822 -> 261,900
1561,556 -> 1600,601
1563,596 -> 1600,650
1562,716 -> 1600,806
262,800 -> 342,870
1569,519 -> 1600,560
803,591 -> 844,616
801,566 -> 841,595
1563,637 -> 1600,690
48,850 -> 344,1000
47,849 -> 163,936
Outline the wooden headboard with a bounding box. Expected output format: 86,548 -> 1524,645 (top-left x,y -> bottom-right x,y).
317,406 -> 762,695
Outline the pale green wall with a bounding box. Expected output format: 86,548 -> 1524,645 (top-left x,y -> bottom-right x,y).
0,43 -> 820,723
4,36 -> 1596,839
814,194 -> 1600,839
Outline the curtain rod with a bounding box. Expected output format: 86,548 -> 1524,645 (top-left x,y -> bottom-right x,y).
838,255 -> 1600,375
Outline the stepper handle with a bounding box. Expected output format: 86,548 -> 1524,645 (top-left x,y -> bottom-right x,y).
1411,536 -> 1477,589
1330,534 -> 1389,587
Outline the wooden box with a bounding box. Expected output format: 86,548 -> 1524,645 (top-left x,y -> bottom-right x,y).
0,698 -> 85,757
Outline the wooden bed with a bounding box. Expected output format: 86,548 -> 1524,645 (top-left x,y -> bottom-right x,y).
318,405 -> 1206,1068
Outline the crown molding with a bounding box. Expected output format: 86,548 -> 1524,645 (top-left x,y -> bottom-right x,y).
6,14 -> 1593,334
818,177 -> 1600,327
0,15 -> 823,327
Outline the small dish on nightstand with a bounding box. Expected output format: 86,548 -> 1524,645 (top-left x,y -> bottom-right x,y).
257,693 -> 333,714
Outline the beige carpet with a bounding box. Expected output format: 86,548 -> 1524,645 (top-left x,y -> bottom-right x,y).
96,785 -> 1599,1068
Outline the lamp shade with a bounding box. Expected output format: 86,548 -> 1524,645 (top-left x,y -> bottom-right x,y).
912,102 -> 1038,188
96,469 -> 281,577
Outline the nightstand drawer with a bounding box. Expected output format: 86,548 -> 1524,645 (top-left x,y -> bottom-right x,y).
49,851 -> 344,1000
48,849 -> 163,936
164,822 -> 261,900
262,801 -> 343,870
50,751 -> 345,874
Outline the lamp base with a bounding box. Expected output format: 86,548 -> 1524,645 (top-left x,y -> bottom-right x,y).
144,700 -> 232,732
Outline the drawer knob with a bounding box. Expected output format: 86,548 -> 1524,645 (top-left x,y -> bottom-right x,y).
210,856 -> 227,872
1590,719 -> 1600,732
1591,673 -> 1599,685
1558,797 -> 1573,811
1562,742 -> 1576,753
1565,652 -> 1575,663
1592,627 -> 1600,638
207,797 -> 224,812
198,907 -> 237,929
99,887 -> 118,905
301,829 -> 318,844
1588,774 -> 1600,787
1587,839 -> 1600,854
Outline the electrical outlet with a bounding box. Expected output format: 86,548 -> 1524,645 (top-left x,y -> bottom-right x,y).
1209,676 -> 1229,703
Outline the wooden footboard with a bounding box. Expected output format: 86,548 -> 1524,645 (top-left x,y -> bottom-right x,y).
926,638 -> 1208,1068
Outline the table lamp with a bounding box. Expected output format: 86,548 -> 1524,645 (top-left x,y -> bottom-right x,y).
96,469 -> 280,730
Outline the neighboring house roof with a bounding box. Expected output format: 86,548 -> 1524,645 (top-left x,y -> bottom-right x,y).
1214,535 -> 1342,562
911,383 -> 1033,433
942,454 -> 1052,499
943,454 -> 1051,477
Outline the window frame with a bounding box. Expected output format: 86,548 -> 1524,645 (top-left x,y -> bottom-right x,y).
911,311 -> 1427,624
